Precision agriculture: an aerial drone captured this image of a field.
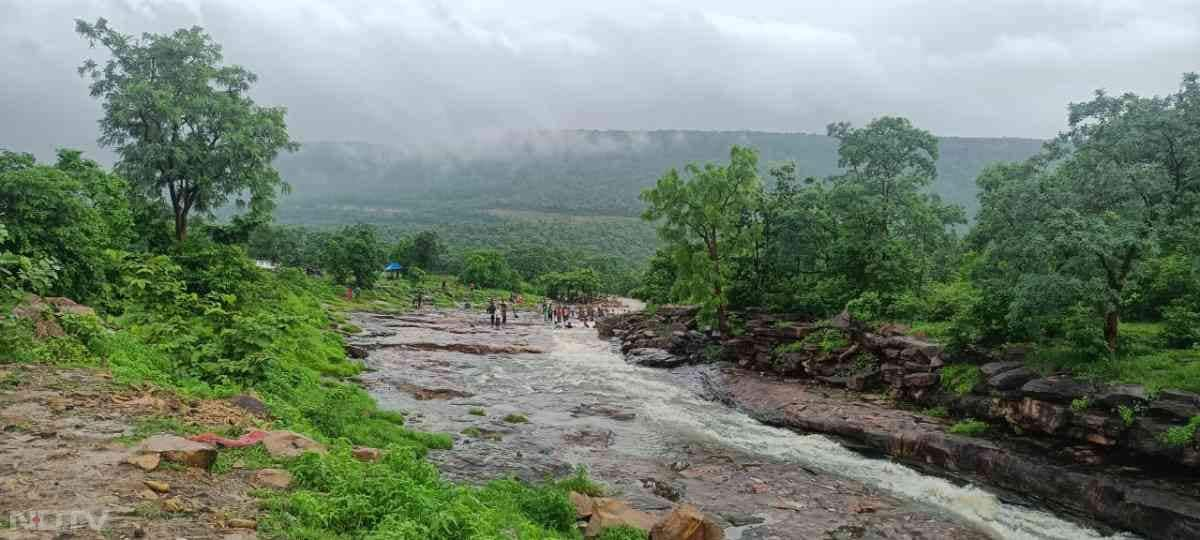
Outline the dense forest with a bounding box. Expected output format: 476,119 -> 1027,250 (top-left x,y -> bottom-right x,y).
637,79 -> 1200,395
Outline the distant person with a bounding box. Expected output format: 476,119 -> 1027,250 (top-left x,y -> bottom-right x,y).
500,301 -> 509,325
487,298 -> 498,327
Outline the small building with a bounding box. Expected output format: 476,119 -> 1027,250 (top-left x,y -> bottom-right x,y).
384,262 -> 404,279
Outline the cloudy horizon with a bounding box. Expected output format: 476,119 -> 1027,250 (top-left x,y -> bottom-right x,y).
3,0 -> 1199,161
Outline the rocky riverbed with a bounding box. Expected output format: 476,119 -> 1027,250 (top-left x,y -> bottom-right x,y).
347,308 -> 1140,540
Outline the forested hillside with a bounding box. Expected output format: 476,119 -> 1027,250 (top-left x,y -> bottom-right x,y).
272,131 -> 1043,264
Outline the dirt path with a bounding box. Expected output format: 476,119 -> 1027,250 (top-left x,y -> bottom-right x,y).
0,365 -> 263,539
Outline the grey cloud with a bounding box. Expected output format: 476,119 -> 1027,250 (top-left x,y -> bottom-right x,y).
2,0 -> 1199,162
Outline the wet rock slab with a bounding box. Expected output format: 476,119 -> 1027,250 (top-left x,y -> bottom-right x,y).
351,310 -> 989,540
704,366 -> 1200,540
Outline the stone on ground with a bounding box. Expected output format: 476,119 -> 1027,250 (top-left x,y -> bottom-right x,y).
143,479 -> 171,493
570,491 -> 594,519
252,468 -> 293,490
125,452 -> 161,471
352,446 -> 383,462
136,435 -> 217,468
585,498 -> 657,537
261,430 -> 327,458
651,504 -> 724,540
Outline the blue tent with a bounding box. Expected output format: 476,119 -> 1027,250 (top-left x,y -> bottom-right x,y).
384,262 -> 403,272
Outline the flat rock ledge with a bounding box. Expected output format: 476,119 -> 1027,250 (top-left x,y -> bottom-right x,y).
701,367 -> 1200,540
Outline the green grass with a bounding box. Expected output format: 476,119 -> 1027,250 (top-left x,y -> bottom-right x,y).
211,445 -> 281,475
503,413 -> 529,424
1070,397 -> 1092,412
597,526 -> 649,540
259,444 -> 589,539
1159,415 -> 1200,448
948,419 -> 989,436
1117,405 -> 1137,427
921,406 -> 949,418
546,466 -> 607,497
940,364 -> 983,396
468,407 -> 485,416
908,320 -> 953,341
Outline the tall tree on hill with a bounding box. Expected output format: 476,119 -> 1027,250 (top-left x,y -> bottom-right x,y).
825,117 -> 965,304
76,18 -> 298,243
641,146 -> 762,334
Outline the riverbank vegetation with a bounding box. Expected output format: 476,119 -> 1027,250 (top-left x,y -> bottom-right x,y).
638,75 -> 1200,393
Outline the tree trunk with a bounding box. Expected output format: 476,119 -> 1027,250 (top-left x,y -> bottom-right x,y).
174,209 -> 189,243
1104,309 -> 1120,352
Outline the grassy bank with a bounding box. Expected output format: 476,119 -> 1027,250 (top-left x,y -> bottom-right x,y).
0,243 -> 612,539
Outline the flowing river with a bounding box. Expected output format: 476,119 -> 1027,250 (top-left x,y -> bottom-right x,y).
349,309 -> 1138,540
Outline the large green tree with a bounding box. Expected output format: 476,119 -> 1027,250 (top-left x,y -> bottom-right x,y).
459,249 -> 519,290
824,117 -> 965,302
972,74 -> 1200,351
76,18 -> 298,243
322,224 -> 386,289
641,146 -> 762,333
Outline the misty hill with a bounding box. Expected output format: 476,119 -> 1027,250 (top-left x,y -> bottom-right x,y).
272,130 -> 1043,266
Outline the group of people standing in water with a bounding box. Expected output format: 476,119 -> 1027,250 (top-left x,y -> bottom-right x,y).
540,302 -> 616,329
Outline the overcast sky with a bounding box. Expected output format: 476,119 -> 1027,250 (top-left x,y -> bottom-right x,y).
3,0 -> 1199,160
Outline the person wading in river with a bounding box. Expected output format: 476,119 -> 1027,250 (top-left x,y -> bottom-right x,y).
500,300 -> 509,326
487,298 -> 498,328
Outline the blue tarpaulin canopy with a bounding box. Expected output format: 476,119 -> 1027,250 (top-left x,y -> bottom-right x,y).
384,262 -> 403,272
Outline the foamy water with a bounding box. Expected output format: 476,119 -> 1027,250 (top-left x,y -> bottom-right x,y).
539,331 -> 1140,540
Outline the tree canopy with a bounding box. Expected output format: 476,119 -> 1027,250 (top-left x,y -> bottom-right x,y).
76,18 -> 297,242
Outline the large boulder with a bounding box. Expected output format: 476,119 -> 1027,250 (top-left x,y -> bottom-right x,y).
1096,385 -> 1150,409
585,498 -> 658,538
1021,377 -> 1096,403
1148,390 -> 1200,421
651,504 -> 724,540
980,361 -> 1024,377
626,348 -> 687,368
987,367 -> 1037,391
261,431 -> 327,459
135,435 -> 217,468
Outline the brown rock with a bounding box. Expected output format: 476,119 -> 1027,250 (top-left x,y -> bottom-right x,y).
352,447 -> 383,462
228,518 -> 258,530
261,431 -> 326,459
1006,398 -> 1069,435
136,435 -> 217,468
903,372 -> 939,388
570,491 -> 595,519
252,468 -> 293,490
143,480 -> 170,494
229,395 -> 270,418
585,498 -> 657,537
162,497 -> 186,513
651,504 -> 724,540
125,453 -> 161,472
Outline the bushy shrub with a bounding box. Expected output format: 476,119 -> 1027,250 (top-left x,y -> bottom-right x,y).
940,364 -> 983,396
948,419 -> 989,436
1163,299 -> 1200,348
1061,303 -> 1109,357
